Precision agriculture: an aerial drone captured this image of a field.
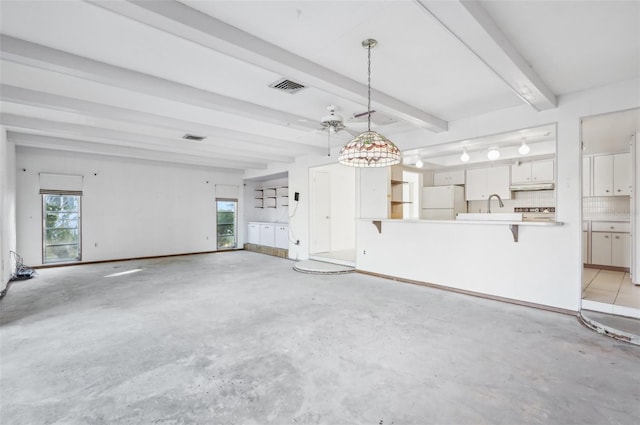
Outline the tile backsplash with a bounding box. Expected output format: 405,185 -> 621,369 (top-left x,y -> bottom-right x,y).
583,196 -> 630,217
468,190 -> 556,213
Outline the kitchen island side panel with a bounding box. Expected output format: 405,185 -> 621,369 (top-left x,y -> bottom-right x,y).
356,219 -> 578,311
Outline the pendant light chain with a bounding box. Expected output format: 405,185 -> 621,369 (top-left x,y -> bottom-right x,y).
337,38 -> 401,167
367,42 -> 372,132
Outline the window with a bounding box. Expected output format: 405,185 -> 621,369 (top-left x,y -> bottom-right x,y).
42,194 -> 81,263
216,199 -> 237,250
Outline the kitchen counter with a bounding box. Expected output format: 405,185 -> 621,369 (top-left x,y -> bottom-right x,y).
584,216 -> 630,222
369,218 -> 563,226
368,218 -> 563,243
356,217 -> 576,312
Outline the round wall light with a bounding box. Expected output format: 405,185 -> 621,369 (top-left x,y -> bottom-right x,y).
460,148 -> 470,162
487,148 -> 500,161
519,139 -> 530,155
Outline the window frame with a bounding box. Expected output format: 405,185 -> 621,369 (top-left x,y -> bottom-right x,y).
216,198 -> 238,250
41,192 -> 82,264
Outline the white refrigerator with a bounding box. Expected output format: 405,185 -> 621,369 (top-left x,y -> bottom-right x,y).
421,185 -> 466,220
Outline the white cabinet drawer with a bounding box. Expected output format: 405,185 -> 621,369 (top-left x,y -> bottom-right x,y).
591,222 -> 630,232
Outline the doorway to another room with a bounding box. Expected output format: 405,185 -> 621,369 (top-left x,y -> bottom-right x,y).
581,108 -> 640,318
309,163 -> 356,266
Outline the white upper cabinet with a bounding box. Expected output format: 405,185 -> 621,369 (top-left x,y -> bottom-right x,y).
433,170 -> 465,186
613,153 -> 631,196
593,153 -> 630,196
511,160 -> 554,184
465,166 -> 511,201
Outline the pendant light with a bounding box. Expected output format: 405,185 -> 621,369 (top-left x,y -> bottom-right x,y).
460,148 -> 470,162
487,147 -> 500,161
519,138 -> 530,155
339,39 -> 401,167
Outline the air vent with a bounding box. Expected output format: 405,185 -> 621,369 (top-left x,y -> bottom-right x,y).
182,134 -> 206,141
269,78 -> 306,94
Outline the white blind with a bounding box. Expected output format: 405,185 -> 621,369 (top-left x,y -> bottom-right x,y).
39,173 -> 83,193
215,184 -> 239,199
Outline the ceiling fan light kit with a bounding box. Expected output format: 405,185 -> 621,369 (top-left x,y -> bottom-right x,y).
339,38 -> 401,167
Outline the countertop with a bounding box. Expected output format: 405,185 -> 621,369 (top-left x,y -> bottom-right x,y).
583,216 -> 630,222
363,218 -> 563,227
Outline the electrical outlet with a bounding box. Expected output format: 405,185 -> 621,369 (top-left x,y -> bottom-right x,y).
294,192 -> 300,201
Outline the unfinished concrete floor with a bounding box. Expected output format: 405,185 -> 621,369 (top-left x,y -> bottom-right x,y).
1,251 -> 639,424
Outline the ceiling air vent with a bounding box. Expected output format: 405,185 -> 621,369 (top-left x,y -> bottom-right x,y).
182,134 -> 206,141
269,78 -> 306,94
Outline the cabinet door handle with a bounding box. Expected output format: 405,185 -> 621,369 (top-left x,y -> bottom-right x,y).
610,226 -> 615,229
617,189 -> 621,192
615,236 -> 620,239
605,189 -> 610,192
605,235 -> 609,238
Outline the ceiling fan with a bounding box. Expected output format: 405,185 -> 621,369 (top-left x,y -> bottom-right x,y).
318,105 -> 360,156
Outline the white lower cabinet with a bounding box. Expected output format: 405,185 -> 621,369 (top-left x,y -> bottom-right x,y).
275,224 -> 289,249
612,232 -> 630,268
248,222 -> 288,248
259,224 -> 275,247
247,222 -> 260,244
591,232 -> 612,266
591,231 -> 630,268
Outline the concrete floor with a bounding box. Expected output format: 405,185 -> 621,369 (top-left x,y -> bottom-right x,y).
1,251 -> 639,425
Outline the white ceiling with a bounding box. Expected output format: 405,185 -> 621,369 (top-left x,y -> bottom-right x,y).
0,0 -> 638,173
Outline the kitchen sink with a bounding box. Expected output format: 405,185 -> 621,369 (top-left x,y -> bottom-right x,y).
456,212 -> 523,221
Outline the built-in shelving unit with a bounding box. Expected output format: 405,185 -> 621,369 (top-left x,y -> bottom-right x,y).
390,167 -> 412,219
255,185 -> 288,209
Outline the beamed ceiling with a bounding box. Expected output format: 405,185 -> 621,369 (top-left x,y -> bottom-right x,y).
0,0 -> 638,173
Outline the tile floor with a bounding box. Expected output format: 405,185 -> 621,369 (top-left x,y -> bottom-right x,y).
310,248 -> 356,266
582,267 -> 640,317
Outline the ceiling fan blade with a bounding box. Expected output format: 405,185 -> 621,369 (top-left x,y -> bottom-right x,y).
344,128 -> 361,137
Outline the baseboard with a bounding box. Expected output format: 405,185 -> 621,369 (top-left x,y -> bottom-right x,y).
356,270 -> 578,316
32,249 -> 240,269
584,264 -> 630,272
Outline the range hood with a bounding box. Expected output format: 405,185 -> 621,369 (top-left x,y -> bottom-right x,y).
510,182 -> 555,191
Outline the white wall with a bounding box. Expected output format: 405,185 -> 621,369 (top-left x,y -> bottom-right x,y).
16,147 -> 243,266
0,127 -> 17,289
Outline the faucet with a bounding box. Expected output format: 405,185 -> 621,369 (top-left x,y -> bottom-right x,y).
487,194 -> 504,213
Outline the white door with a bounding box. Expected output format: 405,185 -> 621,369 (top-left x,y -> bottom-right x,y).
312,171 -> 331,253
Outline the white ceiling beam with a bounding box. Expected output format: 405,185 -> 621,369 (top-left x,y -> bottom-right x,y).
416,0 -> 557,111
0,85 -> 325,155
0,114 -> 293,164
0,34 -> 318,132
88,0 -> 448,132
9,132 -> 252,172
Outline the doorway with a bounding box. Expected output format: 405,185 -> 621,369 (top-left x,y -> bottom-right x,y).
581,108 -> 640,317
309,163 -> 356,266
